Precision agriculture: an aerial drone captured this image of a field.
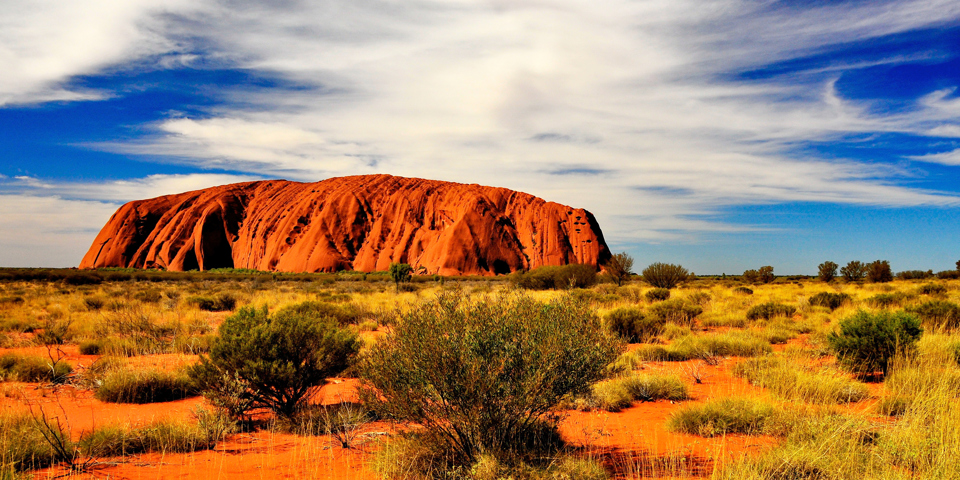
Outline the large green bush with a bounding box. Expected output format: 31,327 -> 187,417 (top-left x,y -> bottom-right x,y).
828,310 -> 922,375
359,289 -> 621,464
641,263 -> 688,289
189,305 -> 359,419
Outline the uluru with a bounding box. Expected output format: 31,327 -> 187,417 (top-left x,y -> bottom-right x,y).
79,174 -> 610,276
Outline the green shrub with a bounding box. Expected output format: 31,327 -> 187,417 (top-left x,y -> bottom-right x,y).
746,302 -> 796,321
272,301 -> 361,325
0,354 -> 71,383
906,300 -> 960,330
359,289 -> 621,464
78,340 -> 101,355
604,307 -> 663,343
641,263 -> 689,289
645,288 -> 670,302
919,283 -> 948,296
733,286 -> 753,295
190,305 -> 359,419
188,293 -> 237,312
867,292 -> 912,308
512,265 -> 598,290
808,292 -> 851,311
648,299 -> 702,325
829,310 -> 923,375
95,368 -> 196,404
667,397 -> 778,437
83,296 -> 106,311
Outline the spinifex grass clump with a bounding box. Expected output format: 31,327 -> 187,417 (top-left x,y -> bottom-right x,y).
587,373 -> 689,411
667,397 -> 780,437
633,331 -> 771,361
0,354 -> 71,383
647,299 -> 702,326
746,302 -> 796,321
0,413 -> 70,473
360,288 -> 621,468
732,356 -> 869,404
95,368 -> 196,404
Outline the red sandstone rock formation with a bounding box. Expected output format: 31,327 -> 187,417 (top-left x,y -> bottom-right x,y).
79,174 -> 610,275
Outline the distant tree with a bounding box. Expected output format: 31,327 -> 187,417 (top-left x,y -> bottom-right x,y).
389,262 -> 413,292
641,263 -> 689,289
604,252 -> 635,287
956,259 -> 960,273
818,261 -> 838,283
742,269 -> 760,284
841,261 -> 867,282
866,260 -> 893,283
758,266 -> 775,284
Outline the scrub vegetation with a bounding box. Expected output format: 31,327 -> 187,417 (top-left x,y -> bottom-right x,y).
2,265 -> 960,479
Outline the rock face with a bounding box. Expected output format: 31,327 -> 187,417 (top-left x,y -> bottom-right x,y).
79,174 -> 610,276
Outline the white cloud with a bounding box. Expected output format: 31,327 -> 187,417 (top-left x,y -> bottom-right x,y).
4,0 -> 960,249
0,195 -> 117,267
910,149 -> 960,166
0,173 -> 261,267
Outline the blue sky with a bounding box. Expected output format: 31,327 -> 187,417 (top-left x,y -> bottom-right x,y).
1,0 -> 960,274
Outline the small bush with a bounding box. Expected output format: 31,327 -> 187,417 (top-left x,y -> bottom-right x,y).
829,310 -> 923,375
906,300 -> 960,330
641,263 -> 689,289
645,288 -> 670,302
188,293 -> 237,312
648,299 -> 702,326
733,286 -> 753,295
512,264 -> 598,290
808,292 -> 851,311
83,296 -> 106,311
605,307 -> 663,343
272,301 -> 361,325
867,292 -> 912,308
0,354 -> 71,383
667,397 -> 778,437
746,302 -> 796,321
95,368 -> 197,404
818,261 -> 838,282
918,283 -> 948,296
